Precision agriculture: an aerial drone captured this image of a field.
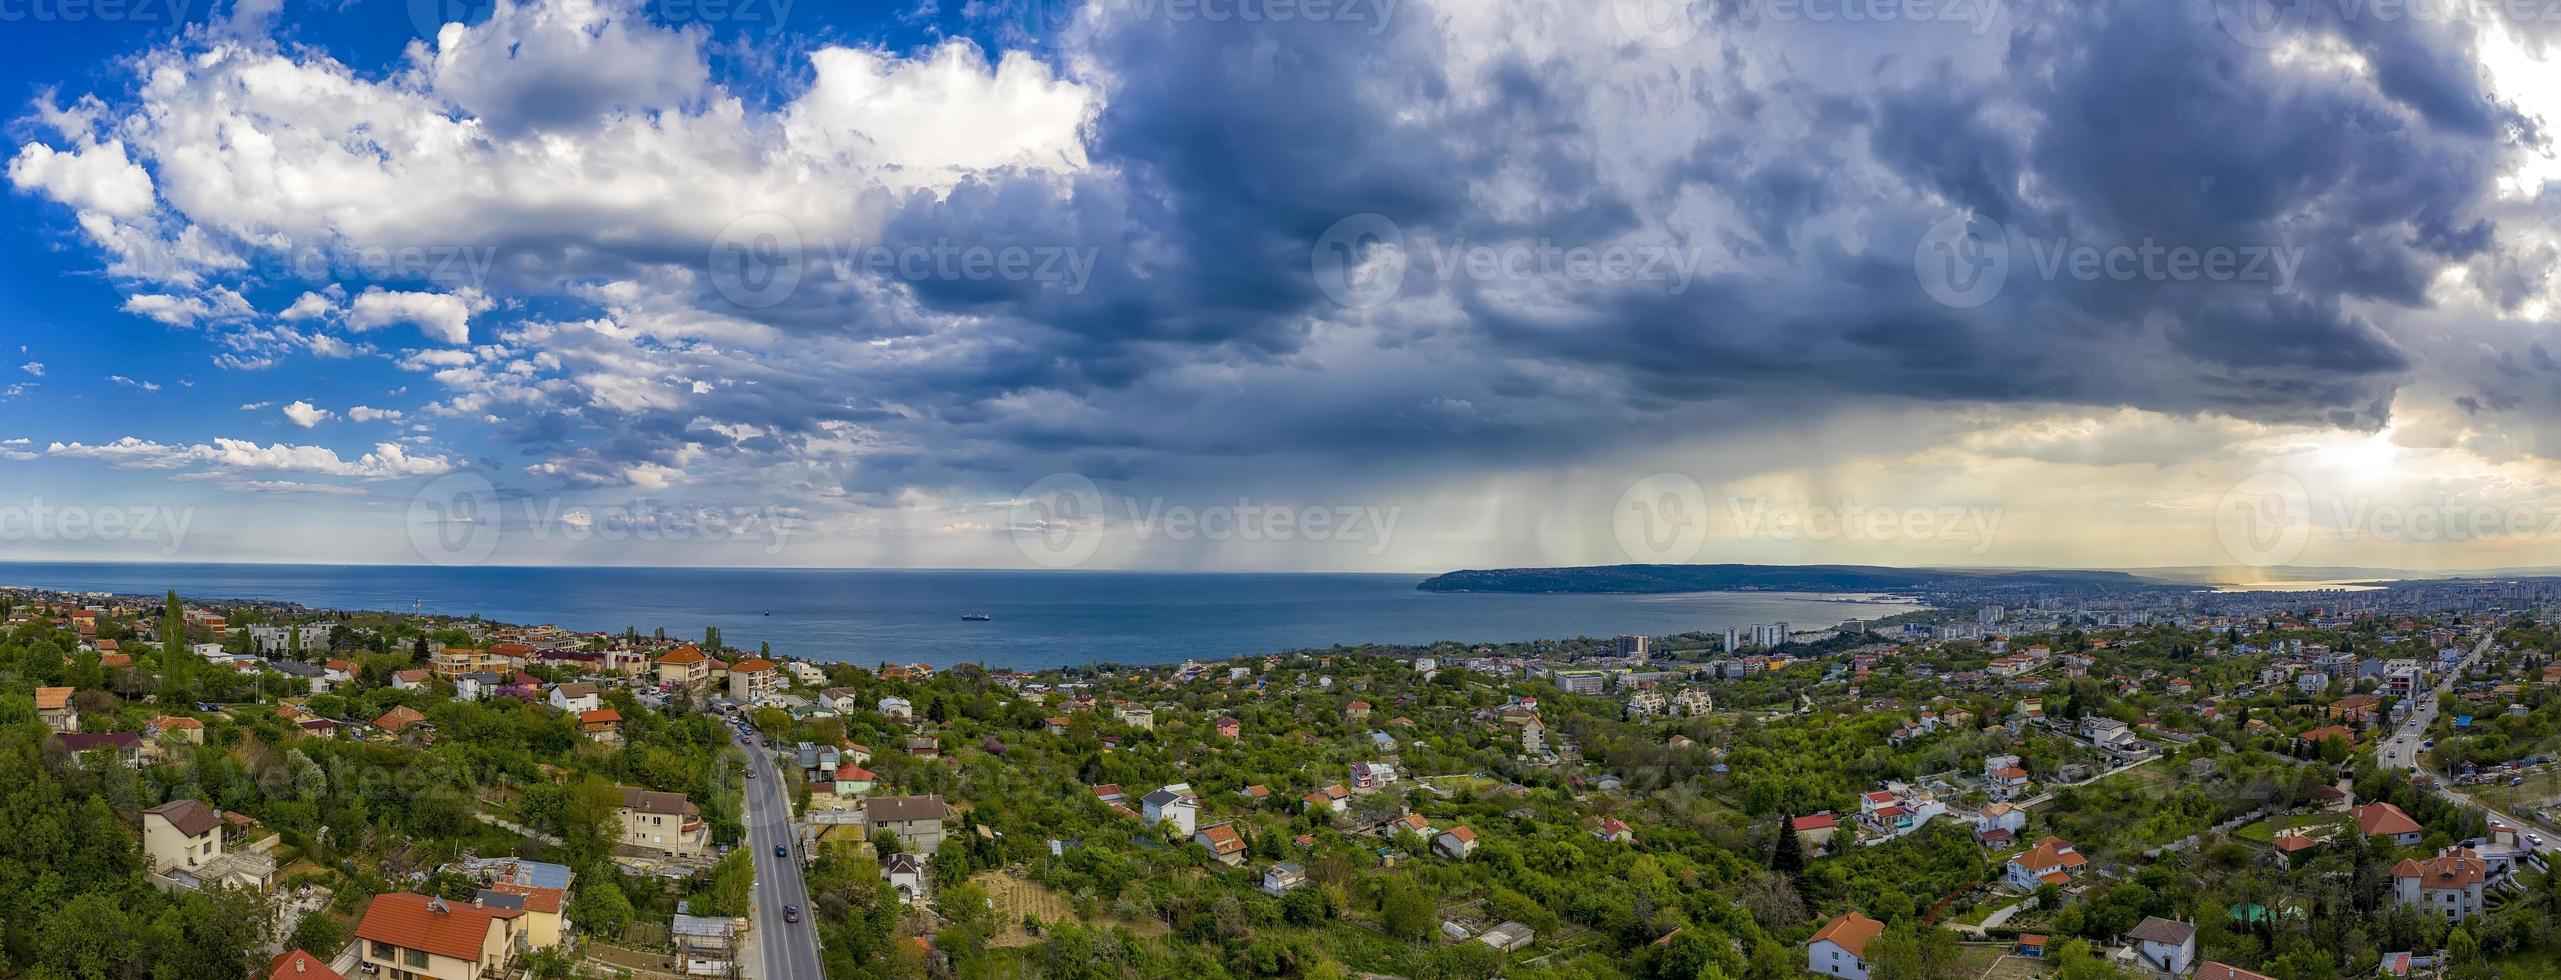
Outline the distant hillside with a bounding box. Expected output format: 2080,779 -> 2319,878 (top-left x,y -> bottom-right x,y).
1414,563 -> 2169,595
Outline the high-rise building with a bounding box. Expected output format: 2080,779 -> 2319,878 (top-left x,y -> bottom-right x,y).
1615,634 -> 1650,661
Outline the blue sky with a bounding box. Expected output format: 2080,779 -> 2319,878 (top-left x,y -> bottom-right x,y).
5,0 -> 2561,573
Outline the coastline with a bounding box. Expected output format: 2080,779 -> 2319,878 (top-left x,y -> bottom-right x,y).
0,561 -> 1930,668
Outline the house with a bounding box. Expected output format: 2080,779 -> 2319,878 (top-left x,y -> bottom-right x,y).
57,731 -> 143,766
579,708 -> 624,744
618,787 -> 709,857
830,765 -> 877,795
1142,788 -> 1199,835
546,683 -> 600,714
476,883 -> 566,949
656,646 -> 712,687
374,706 -> 431,738
2356,802 -> 2426,846
34,687 -> 75,733
1435,826 -> 1478,859
882,852 -> 929,904
391,669 -> 432,691
144,798 -> 275,892
672,914 -> 738,976
879,696 -> 914,721
353,893 -> 524,980
1301,785 -> 1350,814
1345,700 -> 1371,722
818,687 -> 861,712
866,795 -> 951,855
2393,851 -> 2487,921
1260,862 -> 1307,896
2126,917 -> 2197,976
905,736 -> 939,758
1808,911 -> 1885,980
1792,812 -> 1840,849
1592,817 -> 1633,843
1350,761 -> 1398,792
265,950 -> 345,980
1215,717 -> 1241,739
728,658 -> 779,702
2005,837 -> 2089,889
1194,824 -> 1248,865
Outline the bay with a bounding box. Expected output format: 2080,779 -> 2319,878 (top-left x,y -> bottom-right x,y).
0,562 -> 1924,669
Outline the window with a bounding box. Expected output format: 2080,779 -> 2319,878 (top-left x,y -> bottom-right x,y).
372,941 -> 396,960
404,948 -> 428,968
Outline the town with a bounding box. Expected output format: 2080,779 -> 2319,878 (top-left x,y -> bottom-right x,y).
7,578 -> 2561,980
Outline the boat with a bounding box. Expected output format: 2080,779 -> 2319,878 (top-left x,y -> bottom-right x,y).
961,613 -> 993,622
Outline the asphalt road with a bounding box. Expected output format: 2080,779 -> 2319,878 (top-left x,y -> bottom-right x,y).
742,731 -> 824,979
2372,634 -> 2558,855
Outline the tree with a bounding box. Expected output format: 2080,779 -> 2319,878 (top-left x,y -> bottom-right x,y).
1771,814 -> 1806,877
567,876 -> 635,938
1379,879 -> 1434,941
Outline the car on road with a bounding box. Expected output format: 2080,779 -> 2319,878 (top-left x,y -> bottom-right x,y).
2531,834 -> 2546,847
784,905 -> 801,923
775,844 -> 788,857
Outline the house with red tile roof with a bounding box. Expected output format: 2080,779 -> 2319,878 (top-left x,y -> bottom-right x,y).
2356,802 -> 2425,846
2393,851 -> 2488,921
1808,912 -> 1884,980
2004,836 -> 2089,889
353,893 -> 523,980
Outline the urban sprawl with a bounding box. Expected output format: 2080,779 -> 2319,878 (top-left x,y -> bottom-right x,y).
6,577 -> 2561,979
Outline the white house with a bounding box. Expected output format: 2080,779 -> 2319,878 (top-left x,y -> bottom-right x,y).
1260,862 -> 1306,896
2393,852 -> 2488,921
2005,837 -> 2089,890
547,683 -> 601,714
1141,788 -> 1198,835
1809,912 -> 1884,980
2127,917 -> 2197,976
879,697 -> 914,721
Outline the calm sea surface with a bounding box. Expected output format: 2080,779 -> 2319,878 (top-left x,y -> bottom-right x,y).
0,562 -> 1923,669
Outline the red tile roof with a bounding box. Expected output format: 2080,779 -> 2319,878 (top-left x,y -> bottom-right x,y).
1809,912 -> 1884,958
2356,802 -> 2422,837
353,893 -> 515,964
266,950 -> 344,980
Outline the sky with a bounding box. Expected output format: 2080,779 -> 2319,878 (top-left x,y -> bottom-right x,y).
2,0 -> 2561,575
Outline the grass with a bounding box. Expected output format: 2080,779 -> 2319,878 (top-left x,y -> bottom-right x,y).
2232,812 -> 2350,843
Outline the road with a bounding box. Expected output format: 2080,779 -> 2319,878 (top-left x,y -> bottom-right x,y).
741,729 -> 823,979
2378,633 -> 2494,773
2373,633 -> 2558,857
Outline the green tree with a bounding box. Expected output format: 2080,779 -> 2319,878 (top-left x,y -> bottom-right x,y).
1380,879 -> 1434,941
567,876 -> 635,938
1772,814 -> 1806,877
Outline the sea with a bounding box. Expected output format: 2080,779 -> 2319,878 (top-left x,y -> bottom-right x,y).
0,562 -> 1925,670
